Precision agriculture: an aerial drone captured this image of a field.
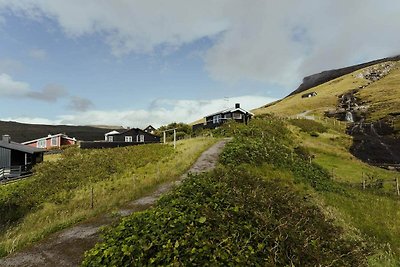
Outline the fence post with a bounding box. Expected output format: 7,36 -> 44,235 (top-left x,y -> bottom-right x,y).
396,178 -> 400,196
90,186 -> 94,209
362,179 -> 366,190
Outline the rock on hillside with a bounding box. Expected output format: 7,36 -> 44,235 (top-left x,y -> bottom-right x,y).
289,55 -> 400,96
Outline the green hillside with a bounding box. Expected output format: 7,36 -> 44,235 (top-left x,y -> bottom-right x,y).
82,117 -> 400,266
0,138 -> 216,257
254,60 -> 400,124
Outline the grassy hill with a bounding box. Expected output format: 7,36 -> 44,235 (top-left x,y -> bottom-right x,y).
254,60 -> 400,123
82,117 -> 400,266
0,121 -> 123,143
0,137 -> 216,257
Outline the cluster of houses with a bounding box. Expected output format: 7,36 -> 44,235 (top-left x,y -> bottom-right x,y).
0,103 -> 253,181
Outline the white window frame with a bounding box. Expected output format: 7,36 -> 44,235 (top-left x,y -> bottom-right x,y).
37,139 -> 46,148
107,136 -> 114,142
125,136 -> 133,142
51,137 -> 58,147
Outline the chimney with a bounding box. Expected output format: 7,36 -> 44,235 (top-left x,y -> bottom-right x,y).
235,103 -> 240,109
2,135 -> 10,143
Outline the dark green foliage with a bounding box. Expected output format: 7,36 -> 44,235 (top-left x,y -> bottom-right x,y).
0,144 -> 173,227
289,118 -> 328,134
82,168 -> 368,266
157,122 -> 192,141
294,146 -> 312,160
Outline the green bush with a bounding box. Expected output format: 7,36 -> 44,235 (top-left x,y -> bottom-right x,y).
82,168 -> 368,266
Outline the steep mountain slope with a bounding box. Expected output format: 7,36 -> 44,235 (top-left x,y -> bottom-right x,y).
0,121 -> 122,143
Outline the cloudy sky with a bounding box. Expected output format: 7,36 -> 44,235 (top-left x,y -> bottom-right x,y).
0,1 -> 399,127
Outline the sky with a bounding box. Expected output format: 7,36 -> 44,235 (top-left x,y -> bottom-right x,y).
0,1 -> 399,128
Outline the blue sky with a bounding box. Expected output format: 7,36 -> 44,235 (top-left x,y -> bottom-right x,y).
0,1 -> 399,127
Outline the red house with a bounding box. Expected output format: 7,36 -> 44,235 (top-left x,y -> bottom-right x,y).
22,133 -> 77,149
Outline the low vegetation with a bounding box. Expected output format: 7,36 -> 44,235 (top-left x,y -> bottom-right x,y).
0,137 -> 216,257
82,117 -> 375,266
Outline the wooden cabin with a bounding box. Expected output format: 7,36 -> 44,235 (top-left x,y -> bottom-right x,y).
80,128 -> 160,149
105,128 -> 160,143
144,125 -> 156,134
193,103 -> 254,131
0,135 -> 44,180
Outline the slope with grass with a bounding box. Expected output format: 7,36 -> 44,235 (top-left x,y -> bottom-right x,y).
254,60 -> 400,119
0,137 -> 216,257
82,117 -> 400,266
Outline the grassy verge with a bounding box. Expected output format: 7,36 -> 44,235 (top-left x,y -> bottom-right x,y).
0,137 -> 216,257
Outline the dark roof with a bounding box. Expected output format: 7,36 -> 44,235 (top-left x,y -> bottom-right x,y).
205,107 -> 254,118
0,140 -> 45,154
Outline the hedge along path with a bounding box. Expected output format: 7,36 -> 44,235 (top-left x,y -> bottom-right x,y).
0,139 -> 230,267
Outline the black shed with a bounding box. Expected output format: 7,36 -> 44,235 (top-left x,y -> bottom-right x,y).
0,135 -> 44,178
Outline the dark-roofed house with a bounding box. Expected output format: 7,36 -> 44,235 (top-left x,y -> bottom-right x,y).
80,128 -> 160,149
0,135 -> 44,180
193,103 -> 254,131
144,125 -> 156,134
106,128 -> 160,143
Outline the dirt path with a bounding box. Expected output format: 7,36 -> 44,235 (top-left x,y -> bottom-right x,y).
0,139 -> 229,267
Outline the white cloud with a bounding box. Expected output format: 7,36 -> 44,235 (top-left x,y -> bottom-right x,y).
1,1 -> 400,88
0,73 -> 30,96
29,48 -> 47,60
1,95 -> 276,127
0,73 -> 84,104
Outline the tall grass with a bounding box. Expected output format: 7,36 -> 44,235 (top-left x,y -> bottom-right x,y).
0,137 -> 216,257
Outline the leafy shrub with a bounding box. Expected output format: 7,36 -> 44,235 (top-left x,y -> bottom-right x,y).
82,168 -> 368,266
289,119 -> 328,134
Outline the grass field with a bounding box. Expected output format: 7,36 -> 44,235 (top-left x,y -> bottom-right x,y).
0,137 -> 216,257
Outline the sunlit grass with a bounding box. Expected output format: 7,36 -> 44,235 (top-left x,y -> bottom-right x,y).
0,137 -> 217,256
253,61 -> 400,118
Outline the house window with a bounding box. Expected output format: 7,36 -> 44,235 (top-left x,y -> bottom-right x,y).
232,113 -> 242,119
136,135 -> 145,142
213,114 -> 222,124
37,139 -> 46,148
51,137 -> 58,147
107,136 -> 114,142
125,136 -> 133,142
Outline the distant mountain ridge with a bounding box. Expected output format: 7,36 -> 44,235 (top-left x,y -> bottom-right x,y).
289,55 -> 400,96
0,120 -> 122,143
